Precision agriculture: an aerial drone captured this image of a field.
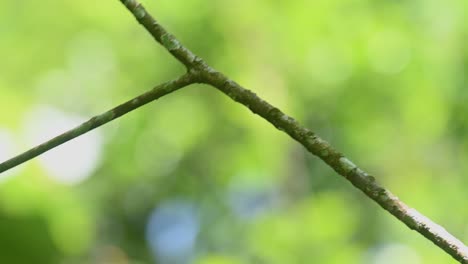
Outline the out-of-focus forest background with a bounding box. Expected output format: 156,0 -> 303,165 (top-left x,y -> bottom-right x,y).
1,0 -> 467,263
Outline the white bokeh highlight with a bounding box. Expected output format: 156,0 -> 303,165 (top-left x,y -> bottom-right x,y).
22,106 -> 102,185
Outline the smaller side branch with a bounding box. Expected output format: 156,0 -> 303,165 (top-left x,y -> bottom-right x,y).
0,73 -> 198,174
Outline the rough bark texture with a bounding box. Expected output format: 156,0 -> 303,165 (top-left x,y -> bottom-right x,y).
1,0 -> 467,262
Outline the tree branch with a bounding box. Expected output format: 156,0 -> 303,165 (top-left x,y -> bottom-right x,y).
0,73 -> 198,174
118,0 -> 468,262
1,0 -> 466,262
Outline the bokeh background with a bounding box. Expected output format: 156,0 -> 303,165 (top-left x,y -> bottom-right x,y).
1,0 -> 468,263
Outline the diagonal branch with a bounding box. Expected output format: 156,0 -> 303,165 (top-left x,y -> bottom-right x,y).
0,73 -> 198,174
119,0 -> 468,262
204,71 -> 468,263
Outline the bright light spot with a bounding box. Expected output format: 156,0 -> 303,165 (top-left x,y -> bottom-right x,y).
146,200 -> 199,263
0,128 -> 23,181
369,243 -> 420,264
368,30 -> 412,75
308,42 -> 352,85
22,106 -> 102,185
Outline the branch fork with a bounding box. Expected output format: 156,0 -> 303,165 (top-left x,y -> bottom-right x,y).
1,0 -> 467,262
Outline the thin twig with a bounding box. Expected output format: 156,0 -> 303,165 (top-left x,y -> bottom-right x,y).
119,0 -> 468,262
0,73 -> 198,173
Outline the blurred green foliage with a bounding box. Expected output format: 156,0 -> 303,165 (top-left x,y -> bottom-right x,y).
1,0 -> 468,263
